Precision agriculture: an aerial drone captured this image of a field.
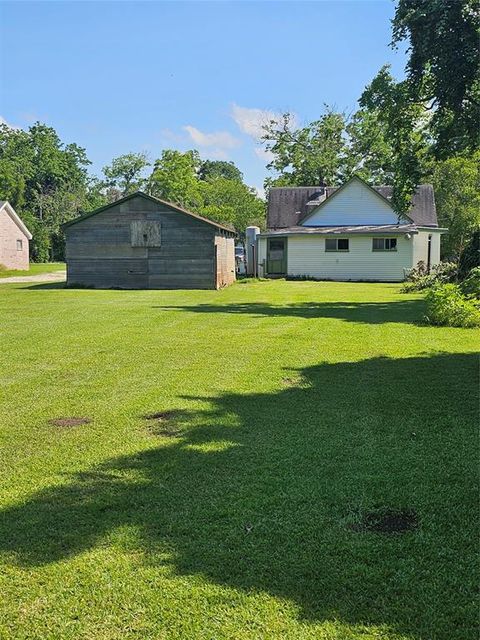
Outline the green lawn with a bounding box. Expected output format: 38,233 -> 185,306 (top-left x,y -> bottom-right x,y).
0,262 -> 65,278
0,280 -> 477,640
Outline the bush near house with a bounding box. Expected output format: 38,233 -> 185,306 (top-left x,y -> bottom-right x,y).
403,259 -> 480,328
425,283 -> 480,328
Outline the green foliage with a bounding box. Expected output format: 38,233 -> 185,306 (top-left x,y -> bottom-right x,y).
433,151 -> 480,258
359,66 -> 431,216
262,110 -> 349,187
102,152 -> 150,196
199,177 -> 265,232
459,231 -> 480,278
0,122 -> 93,260
148,149 -> 264,232
198,159 -> 243,182
460,267 -> 480,299
148,149 -> 203,209
425,283 -> 480,327
392,0 -> 480,156
402,261 -> 458,292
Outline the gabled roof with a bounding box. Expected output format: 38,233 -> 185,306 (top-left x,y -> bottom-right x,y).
0,201 -> 33,239
62,191 -> 236,235
267,176 -> 438,229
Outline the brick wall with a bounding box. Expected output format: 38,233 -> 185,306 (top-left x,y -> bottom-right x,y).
0,209 -> 30,270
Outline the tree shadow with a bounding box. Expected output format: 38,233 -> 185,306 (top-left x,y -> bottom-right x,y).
153,299 -> 425,325
0,353 -> 477,638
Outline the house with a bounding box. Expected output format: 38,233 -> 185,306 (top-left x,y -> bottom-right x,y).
63,192 -> 236,289
256,176 -> 446,282
0,201 -> 32,270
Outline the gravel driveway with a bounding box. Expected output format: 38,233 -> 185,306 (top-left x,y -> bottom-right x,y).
0,270 -> 66,284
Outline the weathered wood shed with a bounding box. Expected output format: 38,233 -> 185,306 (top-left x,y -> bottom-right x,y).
63,192 -> 236,289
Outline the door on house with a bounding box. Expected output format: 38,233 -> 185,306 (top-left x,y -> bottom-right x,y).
267,237 -> 287,275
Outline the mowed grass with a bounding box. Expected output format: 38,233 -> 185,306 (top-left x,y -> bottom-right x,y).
0,262 -> 65,278
0,279 -> 477,640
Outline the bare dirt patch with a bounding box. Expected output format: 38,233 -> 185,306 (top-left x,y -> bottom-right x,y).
144,410 -> 185,437
49,417 -> 91,428
350,508 -> 418,534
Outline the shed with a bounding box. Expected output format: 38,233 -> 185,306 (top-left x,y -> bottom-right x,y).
63,192 -> 236,289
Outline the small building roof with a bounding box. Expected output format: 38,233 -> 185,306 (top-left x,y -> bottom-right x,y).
0,201 -> 33,239
267,179 -> 438,229
62,192 -> 236,235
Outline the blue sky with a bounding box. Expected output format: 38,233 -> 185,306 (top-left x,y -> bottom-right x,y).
0,1 -> 407,193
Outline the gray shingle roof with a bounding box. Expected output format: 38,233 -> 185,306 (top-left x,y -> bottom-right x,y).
267,184 -> 437,229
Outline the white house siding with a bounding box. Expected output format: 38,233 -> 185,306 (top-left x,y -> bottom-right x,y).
287,235 -> 413,282
304,179 -> 400,226
412,231 -> 442,269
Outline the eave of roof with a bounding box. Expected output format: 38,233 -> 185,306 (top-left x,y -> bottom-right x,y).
0,201 -> 33,239
62,191 -> 236,235
259,224 -> 420,237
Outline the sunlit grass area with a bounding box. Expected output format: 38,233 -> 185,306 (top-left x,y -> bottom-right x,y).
0,262 -> 65,278
0,279 -> 477,639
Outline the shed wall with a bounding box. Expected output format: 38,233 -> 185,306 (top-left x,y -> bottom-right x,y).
65,196 -> 220,289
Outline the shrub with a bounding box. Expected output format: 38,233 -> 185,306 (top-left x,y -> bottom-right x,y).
460,267 -> 480,299
425,284 -> 480,328
402,261 -> 458,292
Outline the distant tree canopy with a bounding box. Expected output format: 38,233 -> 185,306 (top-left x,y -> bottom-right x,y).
148,150 -> 264,232
0,129 -> 265,261
391,0 -> 480,156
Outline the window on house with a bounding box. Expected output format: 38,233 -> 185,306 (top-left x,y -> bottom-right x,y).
16,239 -> 23,251
325,238 -> 349,252
372,237 -> 397,251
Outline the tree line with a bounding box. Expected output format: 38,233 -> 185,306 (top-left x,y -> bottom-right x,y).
0,129 -> 265,261
0,0 -> 478,262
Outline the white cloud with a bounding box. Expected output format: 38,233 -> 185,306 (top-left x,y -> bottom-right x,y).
231,103 -> 298,140
254,146 -> 274,163
0,116 -> 20,130
252,185 -> 266,200
183,125 -> 240,149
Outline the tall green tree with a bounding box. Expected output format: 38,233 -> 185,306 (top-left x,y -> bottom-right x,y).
199,178 -> 265,232
432,151 -> 480,259
198,159 -> 243,182
0,122 -> 92,260
261,110 -> 348,187
359,65 -> 431,215
102,152 -> 150,197
148,149 -> 203,209
392,0 -> 480,156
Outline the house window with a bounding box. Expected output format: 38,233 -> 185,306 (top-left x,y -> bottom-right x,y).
16,239 -> 23,251
372,237 -> 397,251
325,238 -> 349,252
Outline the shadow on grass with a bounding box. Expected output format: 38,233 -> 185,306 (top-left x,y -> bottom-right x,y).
0,353 -> 477,638
23,282 -> 66,290
154,299 -> 425,325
